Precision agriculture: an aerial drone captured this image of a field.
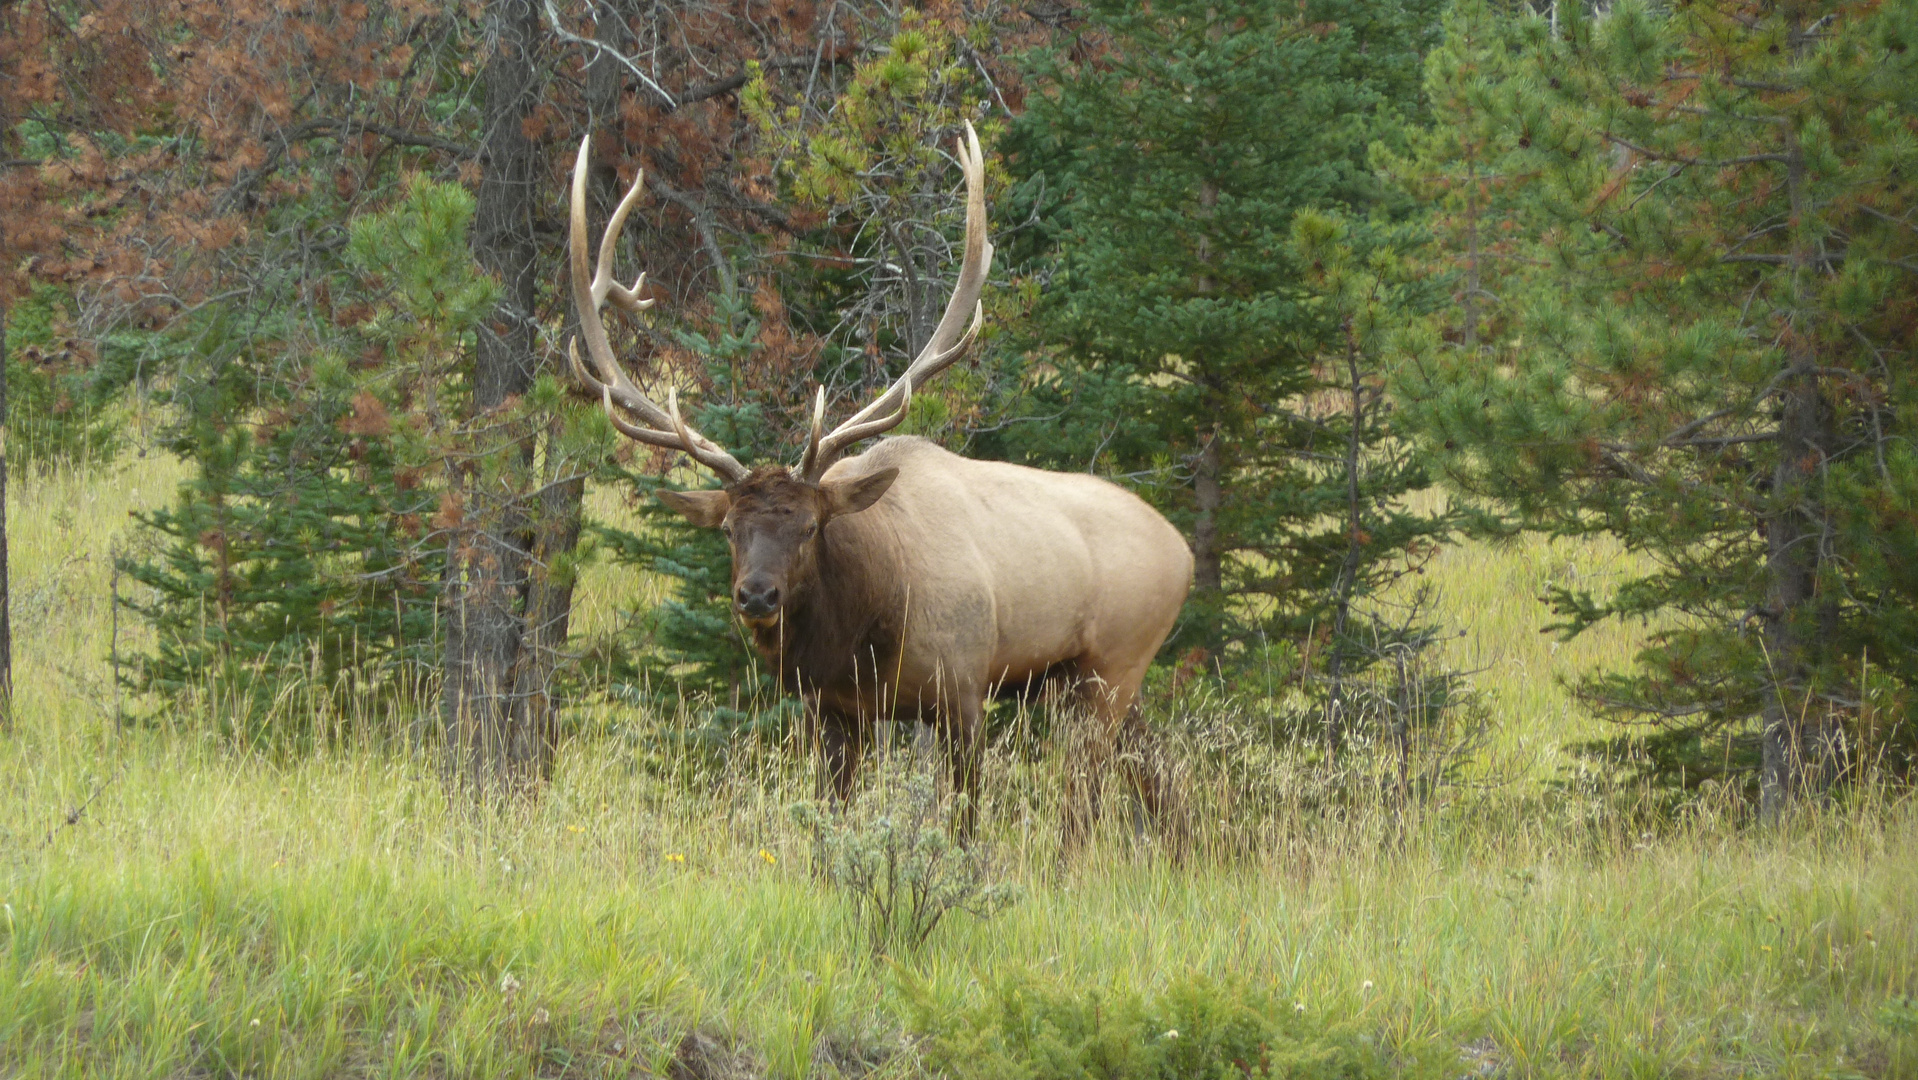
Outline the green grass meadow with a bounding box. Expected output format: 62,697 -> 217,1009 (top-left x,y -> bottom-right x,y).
3,454 -> 1915,1078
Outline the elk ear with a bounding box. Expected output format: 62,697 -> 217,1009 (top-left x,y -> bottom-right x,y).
657,488 -> 731,528
822,467 -> 898,518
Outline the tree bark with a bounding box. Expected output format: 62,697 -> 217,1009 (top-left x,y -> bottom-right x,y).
0,284 -> 11,729
1187,177 -> 1226,639
442,0 -> 545,794
1461,158 -> 1480,350
1191,423 -> 1224,595
1759,128 -> 1840,822
508,471 -> 584,768
488,8 -> 622,775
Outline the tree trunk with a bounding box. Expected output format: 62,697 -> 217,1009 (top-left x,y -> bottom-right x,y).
1187,178 -> 1226,640
0,284 -> 11,729
1324,324 -> 1366,761
442,0 -> 545,793
487,10 -> 621,772
1759,129 -> 1840,822
508,470 -> 584,766
1191,423 -> 1224,595
1461,158 -> 1480,351
1760,368 -> 1838,821
0,94 -> 13,730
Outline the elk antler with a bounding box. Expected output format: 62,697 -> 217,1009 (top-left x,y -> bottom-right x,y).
798,121 -> 994,483
567,134 -> 751,483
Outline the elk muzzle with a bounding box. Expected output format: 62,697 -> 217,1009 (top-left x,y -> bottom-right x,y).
734,576 -> 783,620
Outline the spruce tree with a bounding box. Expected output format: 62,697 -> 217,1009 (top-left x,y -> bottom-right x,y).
1287,210 -> 1466,757
1391,0 -> 1918,812
992,0 -> 1445,674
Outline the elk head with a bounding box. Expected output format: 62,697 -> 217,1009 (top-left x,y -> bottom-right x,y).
566,124 -> 994,625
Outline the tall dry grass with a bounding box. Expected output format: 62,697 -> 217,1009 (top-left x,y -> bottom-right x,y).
2,453 -> 1914,1078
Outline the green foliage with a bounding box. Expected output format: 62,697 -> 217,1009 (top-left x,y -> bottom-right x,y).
903,972 -> 1437,1080
1280,212 -> 1471,738
990,0 -> 1448,675
119,178 -> 496,739
742,10 -> 1007,445
345,178 -> 499,334
1387,0 -> 1918,797
792,769 -> 1018,956
3,284 -> 122,470
746,12 -> 992,217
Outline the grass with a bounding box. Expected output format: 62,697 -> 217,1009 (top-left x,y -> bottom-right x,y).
2,453 -> 1915,1078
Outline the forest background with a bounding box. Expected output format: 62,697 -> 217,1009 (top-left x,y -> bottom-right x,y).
1,0 -> 1916,1077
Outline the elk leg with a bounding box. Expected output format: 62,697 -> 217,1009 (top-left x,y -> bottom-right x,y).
815,708 -> 866,805
1116,702 -> 1189,862
936,694 -> 985,841
1061,662 -> 1160,856
1059,705 -> 1112,856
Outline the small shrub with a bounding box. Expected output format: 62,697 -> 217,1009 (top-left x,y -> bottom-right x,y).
792,770 -> 1018,955
902,971 -> 1445,1080
5,284 -> 123,471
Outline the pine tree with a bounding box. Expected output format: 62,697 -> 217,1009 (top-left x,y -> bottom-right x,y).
122,179 -> 495,739
991,0 -> 1445,675
1391,0 -> 1918,813
1287,210 -> 1465,758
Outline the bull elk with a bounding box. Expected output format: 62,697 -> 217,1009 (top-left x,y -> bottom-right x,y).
567,124 -> 1191,844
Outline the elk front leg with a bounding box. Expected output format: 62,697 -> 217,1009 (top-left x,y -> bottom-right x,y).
814,707 -> 866,805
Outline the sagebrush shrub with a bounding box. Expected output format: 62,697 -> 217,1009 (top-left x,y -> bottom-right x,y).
793,769 -> 1019,955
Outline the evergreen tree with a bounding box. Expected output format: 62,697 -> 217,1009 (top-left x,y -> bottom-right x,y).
1288,210 -> 1466,756
1390,0 -> 1918,812
122,179 -> 496,739
992,0 -> 1445,674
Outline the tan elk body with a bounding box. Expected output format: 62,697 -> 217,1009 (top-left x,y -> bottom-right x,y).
568,125 -> 1191,841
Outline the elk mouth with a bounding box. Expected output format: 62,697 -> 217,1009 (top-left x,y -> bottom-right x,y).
735,594 -> 782,627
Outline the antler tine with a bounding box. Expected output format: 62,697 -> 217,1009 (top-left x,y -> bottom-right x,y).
666,386 -> 702,461
595,167 -> 652,315
569,337 -> 603,392
820,376 -> 911,452
599,385 -> 679,444
797,386 -> 827,480
568,133 -> 749,482
802,122 -> 994,481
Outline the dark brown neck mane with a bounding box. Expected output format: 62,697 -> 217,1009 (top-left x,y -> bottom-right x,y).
747,511 -> 904,704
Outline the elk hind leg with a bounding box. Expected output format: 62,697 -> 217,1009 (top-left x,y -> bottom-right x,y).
1115,701 -> 1190,861
1058,667 -> 1120,856
936,693 -> 986,841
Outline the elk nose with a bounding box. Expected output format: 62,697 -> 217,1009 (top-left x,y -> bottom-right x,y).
735,581 -> 781,617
